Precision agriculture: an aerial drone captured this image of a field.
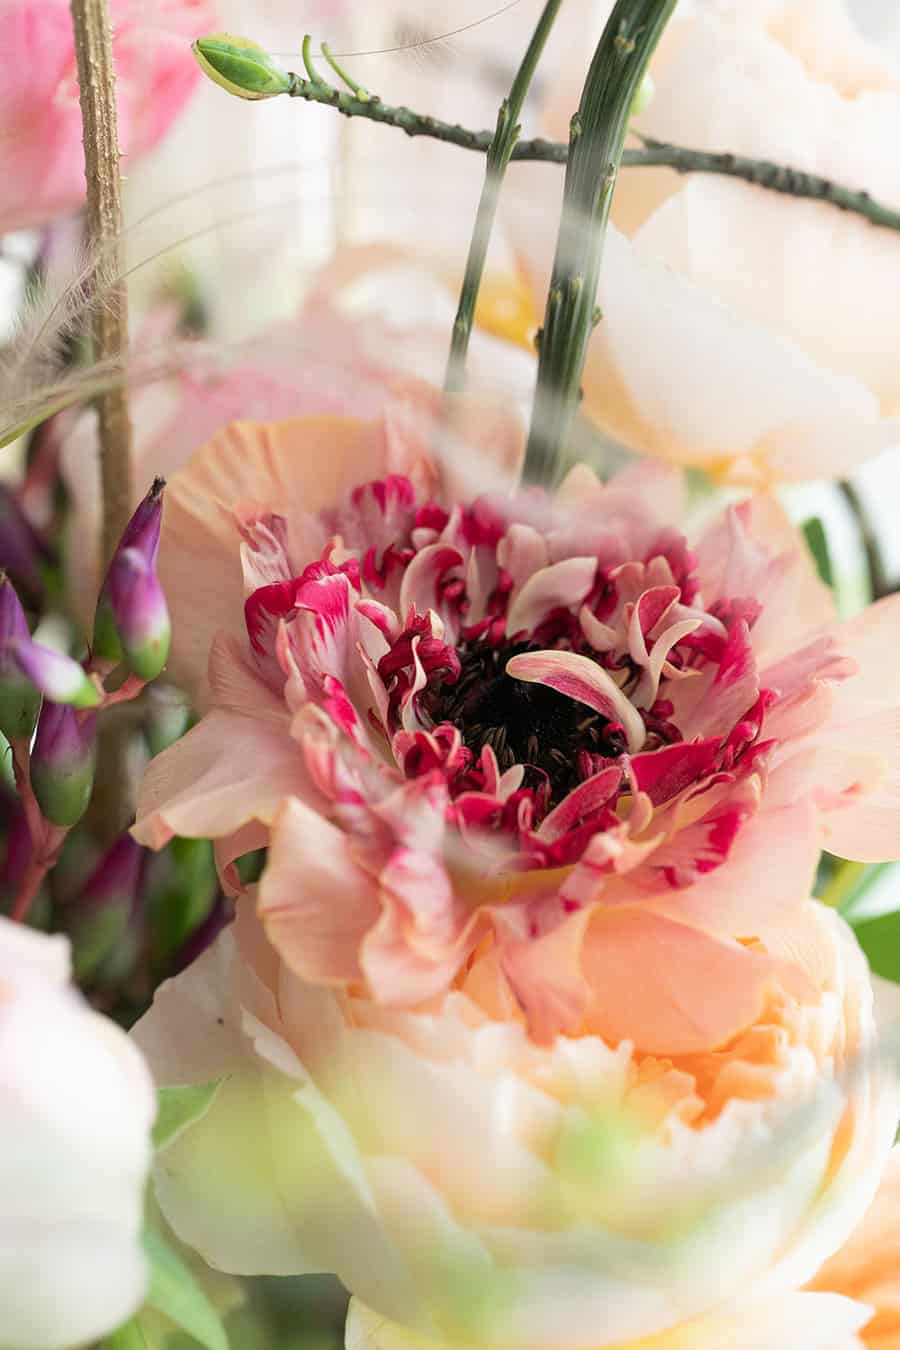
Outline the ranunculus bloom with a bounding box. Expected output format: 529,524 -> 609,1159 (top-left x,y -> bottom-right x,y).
507,0 -> 900,484
133,391 -> 900,1052
0,917 -> 155,1349
0,0 -> 214,234
133,898 -> 898,1349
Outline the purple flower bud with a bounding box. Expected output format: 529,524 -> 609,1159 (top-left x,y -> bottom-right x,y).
0,486 -> 44,600
93,479 -> 168,674
69,834 -> 147,984
105,547 -> 171,681
9,638 -> 101,709
0,573 -> 41,740
30,704 -> 97,827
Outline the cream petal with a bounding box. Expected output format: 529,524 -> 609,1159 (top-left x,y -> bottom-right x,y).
505,650 -> 646,753
346,1294 -> 871,1350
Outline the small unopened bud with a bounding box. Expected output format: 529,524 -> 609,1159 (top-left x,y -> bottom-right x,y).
0,486 -> 44,600
30,704 -> 97,828
69,834 -> 146,984
193,34 -> 292,100
93,479 -> 169,678
0,573 -> 41,740
9,639 -> 101,709
106,549 -> 171,681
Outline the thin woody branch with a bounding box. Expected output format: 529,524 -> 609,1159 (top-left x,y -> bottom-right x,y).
280,73 -> 900,235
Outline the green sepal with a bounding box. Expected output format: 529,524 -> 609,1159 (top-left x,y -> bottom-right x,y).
193,34 -> 292,100
153,1079 -> 224,1153
143,1227 -> 230,1350
0,679 -> 40,742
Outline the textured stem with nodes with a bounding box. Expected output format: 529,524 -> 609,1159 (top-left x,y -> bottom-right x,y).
525,0 -> 679,483
70,0 -> 134,572
445,0 -> 565,393
282,75 -> 900,235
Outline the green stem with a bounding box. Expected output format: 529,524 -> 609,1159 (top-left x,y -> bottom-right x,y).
283,75 -> 900,235
525,0 -> 678,484
445,0 -> 565,394
839,479 -> 893,601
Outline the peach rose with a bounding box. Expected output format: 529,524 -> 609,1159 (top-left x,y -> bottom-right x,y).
134,898 -> 897,1349
133,392 -> 900,1053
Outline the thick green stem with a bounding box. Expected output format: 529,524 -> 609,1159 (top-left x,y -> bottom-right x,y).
524,0 -> 678,483
282,76 -> 900,235
445,0 -> 564,393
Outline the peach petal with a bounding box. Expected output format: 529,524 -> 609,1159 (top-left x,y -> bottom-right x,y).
132,709 -> 311,853
258,797 -> 381,986
578,909 -> 812,1056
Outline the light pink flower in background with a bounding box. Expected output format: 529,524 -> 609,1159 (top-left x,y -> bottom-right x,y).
61,282 -> 535,631
133,898 -> 898,1348
0,0 -> 214,235
507,0 -> 900,484
133,391 -> 900,1053
0,917 -> 155,1349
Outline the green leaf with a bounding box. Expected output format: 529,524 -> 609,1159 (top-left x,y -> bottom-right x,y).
144,1228 -> 229,1350
103,1319 -> 150,1350
153,1079 -> 223,1153
852,909 -> 900,984
802,516 -> 834,589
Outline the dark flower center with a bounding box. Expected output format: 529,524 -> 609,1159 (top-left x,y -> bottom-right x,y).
421,641 -> 628,807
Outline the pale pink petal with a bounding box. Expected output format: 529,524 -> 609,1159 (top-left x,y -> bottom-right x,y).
258,798 -> 381,986
161,416 -> 411,702
132,710 -> 312,853
506,650 -> 647,753
505,558 -> 598,637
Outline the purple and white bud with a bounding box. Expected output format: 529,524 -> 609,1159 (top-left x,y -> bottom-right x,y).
0,573 -> 42,740
93,479 -> 168,678
30,703 -> 97,828
9,638 -> 101,709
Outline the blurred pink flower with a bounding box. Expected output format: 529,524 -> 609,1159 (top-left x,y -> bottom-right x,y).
507,0 -> 900,484
0,0 -> 215,234
133,391 -> 900,1054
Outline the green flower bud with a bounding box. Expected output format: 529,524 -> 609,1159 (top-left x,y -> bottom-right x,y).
193,34 -> 292,100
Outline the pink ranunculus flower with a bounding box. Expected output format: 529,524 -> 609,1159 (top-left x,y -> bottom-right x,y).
506,0 -> 900,485
0,0 -> 214,235
0,917 -> 155,1349
133,388 -> 900,1053
133,896 -> 898,1349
